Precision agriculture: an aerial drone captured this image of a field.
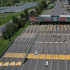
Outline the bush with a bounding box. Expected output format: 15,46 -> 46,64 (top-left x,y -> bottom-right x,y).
12,16 -> 20,28
35,7 -> 41,15
29,10 -> 36,17
12,16 -> 19,23
20,13 -> 25,20
39,4 -> 44,10
0,20 -> 1,25
2,23 -> 18,39
19,19 -> 25,27
13,0 -> 20,4
24,9 -> 29,20
2,29 -> 11,39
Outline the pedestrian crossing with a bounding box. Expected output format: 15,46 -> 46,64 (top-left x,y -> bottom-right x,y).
3,53 -> 70,60
0,61 -> 22,66
27,53 -> 70,60
39,25 -> 70,32
4,53 -> 26,58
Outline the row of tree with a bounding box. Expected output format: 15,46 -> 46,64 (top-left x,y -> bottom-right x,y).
2,9 -> 29,39
0,0 -> 42,3
2,6 -> 42,39
68,0 -> 70,5
0,0 -> 20,3
2,17 -> 25,39
2,1 -> 54,39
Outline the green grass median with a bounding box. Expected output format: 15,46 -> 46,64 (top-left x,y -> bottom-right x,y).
0,12 -> 22,26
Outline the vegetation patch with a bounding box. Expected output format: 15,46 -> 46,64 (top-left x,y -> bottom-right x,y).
0,0 -> 57,55
0,21 -> 29,55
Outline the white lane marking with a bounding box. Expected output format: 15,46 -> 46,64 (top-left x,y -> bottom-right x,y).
50,42 -> 53,43
59,42 -> 63,43
65,42 -> 68,43
41,34 -> 70,35
35,42 -> 69,44
50,60 -> 53,70
35,60 -> 39,70
66,60 -> 67,70
57,60 -> 60,70
45,42 -> 48,43
55,42 -> 58,43
39,42 -> 43,43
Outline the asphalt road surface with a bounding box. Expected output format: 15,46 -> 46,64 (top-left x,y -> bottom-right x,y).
0,3 -> 37,13
0,0 -> 70,36
0,24 -> 70,70
42,0 -> 70,15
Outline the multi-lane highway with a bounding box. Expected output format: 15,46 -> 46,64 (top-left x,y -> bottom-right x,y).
0,0 -> 70,36
0,24 -> 70,70
0,2 -> 38,36
42,0 -> 70,15
21,24 -> 70,70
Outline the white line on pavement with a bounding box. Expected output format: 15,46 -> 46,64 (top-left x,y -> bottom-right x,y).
35,60 -> 39,70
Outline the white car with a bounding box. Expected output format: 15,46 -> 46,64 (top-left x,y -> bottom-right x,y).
34,51 -> 38,56
45,61 -> 48,67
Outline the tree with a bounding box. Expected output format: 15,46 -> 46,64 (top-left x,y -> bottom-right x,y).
34,0 -> 35,2
2,29 -> 11,39
13,0 -> 20,4
12,16 -> 19,23
2,23 -> 18,39
0,1 -> 1,3
12,16 -> 20,28
24,9 -> 29,20
41,1 -> 47,9
35,7 -> 41,15
3,0 -> 5,3
29,0 -> 30,2
29,10 -> 36,17
19,19 -> 25,27
20,13 -> 25,20
0,20 -> 1,25
6,23 -> 18,34
39,4 -> 44,10
68,0 -> 70,5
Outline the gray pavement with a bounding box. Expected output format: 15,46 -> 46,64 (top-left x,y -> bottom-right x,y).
42,0 -> 70,15
22,24 -> 70,70
0,3 -> 37,13
0,24 -> 70,70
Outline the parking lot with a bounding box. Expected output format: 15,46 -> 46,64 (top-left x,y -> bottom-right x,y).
0,24 -> 70,70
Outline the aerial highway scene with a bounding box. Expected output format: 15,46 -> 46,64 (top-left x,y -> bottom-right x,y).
0,0 -> 70,70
